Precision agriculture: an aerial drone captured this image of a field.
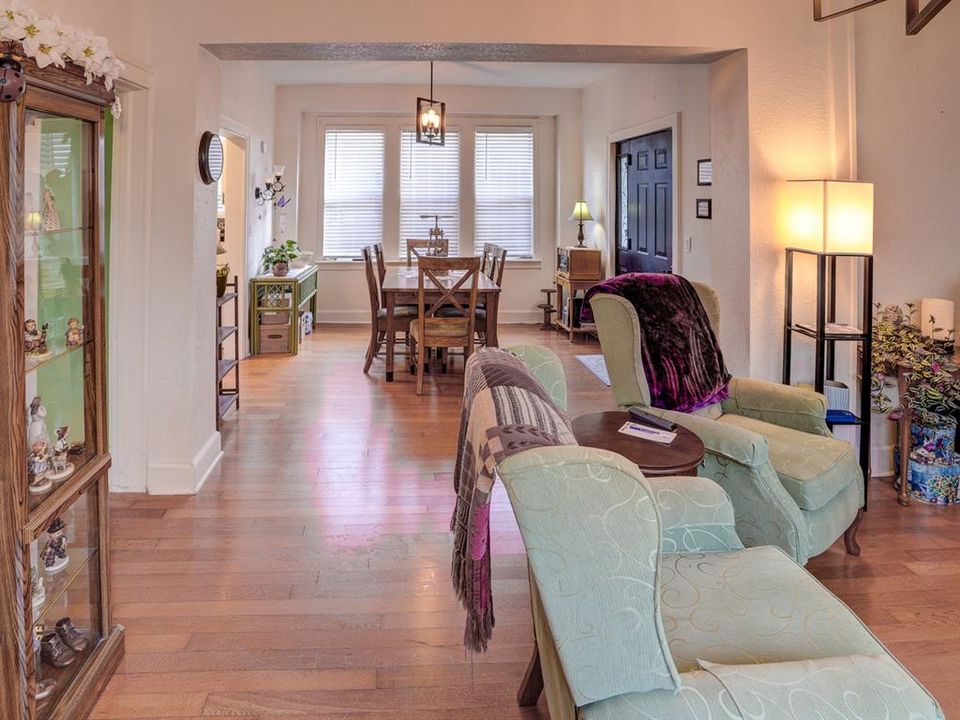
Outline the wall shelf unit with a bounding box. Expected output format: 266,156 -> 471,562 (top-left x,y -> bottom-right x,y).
216,276 -> 240,429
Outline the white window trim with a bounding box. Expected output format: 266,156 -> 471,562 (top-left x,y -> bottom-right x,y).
315,115 -> 549,262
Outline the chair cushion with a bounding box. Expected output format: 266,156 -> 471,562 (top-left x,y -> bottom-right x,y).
717,413 -> 858,511
659,546 -> 883,674
377,305 -> 418,319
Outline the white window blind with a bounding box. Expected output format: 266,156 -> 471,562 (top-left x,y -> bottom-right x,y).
400,129 -> 460,256
322,129 -> 385,258
474,128 -> 535,258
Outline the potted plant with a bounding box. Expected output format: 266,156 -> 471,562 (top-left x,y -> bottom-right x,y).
872,303 -> 960,503
261,240 -> 300,277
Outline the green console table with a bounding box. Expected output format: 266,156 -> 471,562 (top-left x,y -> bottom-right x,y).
250,264 -> 319,356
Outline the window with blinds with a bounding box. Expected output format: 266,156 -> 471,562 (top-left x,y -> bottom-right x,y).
322,128 -> 385,258
474,128 -> 535,258
399,129 -> 460,256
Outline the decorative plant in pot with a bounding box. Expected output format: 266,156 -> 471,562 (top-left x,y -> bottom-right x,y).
871,303 -> 960,503
261,240 -> 300,277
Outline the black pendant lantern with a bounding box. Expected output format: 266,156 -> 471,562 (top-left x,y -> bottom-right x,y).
416,61 -> 445,146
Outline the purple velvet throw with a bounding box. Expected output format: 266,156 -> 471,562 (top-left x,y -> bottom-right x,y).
581,273 -> 731,412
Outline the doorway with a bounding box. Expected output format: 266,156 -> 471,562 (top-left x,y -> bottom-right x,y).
615,128 -> 673,274
219,131 -> 249,356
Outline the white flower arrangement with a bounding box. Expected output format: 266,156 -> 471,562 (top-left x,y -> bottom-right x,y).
0,0 -> 123,115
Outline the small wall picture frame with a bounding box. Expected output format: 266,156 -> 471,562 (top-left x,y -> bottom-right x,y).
696,198 -> 712,219
697,158 -> 712,186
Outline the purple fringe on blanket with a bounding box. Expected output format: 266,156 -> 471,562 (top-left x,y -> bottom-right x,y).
581,273 -> 731,412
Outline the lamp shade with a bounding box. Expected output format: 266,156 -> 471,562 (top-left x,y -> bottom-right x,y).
569,200 -> 593,222
784,180 -> 873,254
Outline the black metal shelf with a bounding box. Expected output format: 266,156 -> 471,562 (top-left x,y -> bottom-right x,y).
216,277 -> 240,430
783,248 -> 873,510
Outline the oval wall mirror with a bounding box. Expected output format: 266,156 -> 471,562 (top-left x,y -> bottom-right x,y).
198,131 -> 224,185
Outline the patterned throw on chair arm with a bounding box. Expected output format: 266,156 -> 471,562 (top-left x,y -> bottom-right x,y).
497,446 -> 680,706
721,377 -> 831,437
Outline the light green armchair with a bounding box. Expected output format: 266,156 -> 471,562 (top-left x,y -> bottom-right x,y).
497,444 -> 942,720
588,287 -> 864,564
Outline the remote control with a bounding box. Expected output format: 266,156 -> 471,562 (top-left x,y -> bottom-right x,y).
628,406 -> 678,431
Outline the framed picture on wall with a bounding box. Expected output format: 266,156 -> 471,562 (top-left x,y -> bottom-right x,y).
696,198 -> 712,219
697,158 -> 712,186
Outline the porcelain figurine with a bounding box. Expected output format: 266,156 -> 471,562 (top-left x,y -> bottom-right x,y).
64,317 -> 84,346
31,573 -> 45,613
41,186 -> 60,232
41,518 -> 68,574
28,441 -> 52,495
27,396 -> 51,447
47,426 -> 74,482
24,319 -> 50,357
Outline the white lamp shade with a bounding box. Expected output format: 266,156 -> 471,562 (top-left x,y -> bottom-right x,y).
272,165 -> 285,177
784,180 -> 873,254
917,298 -> 955,340
569,200 -> 593,222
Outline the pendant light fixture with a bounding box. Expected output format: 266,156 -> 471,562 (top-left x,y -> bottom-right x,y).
416,61 -> 445,146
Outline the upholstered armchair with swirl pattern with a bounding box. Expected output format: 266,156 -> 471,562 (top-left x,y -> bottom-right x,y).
588,284 -> 864,565
499,346 -> 942,720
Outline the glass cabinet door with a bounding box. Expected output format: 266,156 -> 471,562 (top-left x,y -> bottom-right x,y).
23,109 -> 98,513
20,99 -> 108,720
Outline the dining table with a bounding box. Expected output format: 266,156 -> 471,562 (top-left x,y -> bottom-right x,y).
380,267 -> 502,381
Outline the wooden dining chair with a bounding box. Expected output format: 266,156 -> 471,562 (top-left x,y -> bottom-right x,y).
476,245 -> 507,345
406,238 -> 449,267
410,256 -> 481,395
362,245 -> 417,374
479,242 -> 495,276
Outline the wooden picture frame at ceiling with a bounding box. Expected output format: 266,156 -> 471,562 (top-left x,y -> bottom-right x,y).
813,0 -> 953,33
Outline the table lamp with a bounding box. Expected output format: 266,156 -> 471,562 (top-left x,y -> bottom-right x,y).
569,200 -> 593,247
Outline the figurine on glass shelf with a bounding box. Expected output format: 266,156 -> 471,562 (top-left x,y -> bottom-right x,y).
28,441 -> 52,495
47,426 -> 74,482
41,186 -> 61,232
31,573 -> 45,613
41,518 -> 69,574
24,319 -> 50,357
27,396 -> 50,447
64,317 -> 84,346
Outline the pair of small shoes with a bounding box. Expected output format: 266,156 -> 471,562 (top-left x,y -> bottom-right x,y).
40,632 -> 75,668
56,617 -> 89,653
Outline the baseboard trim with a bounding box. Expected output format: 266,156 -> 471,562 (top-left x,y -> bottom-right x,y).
147,431 -> 222,495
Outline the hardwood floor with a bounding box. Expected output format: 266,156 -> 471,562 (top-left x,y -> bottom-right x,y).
93,325 -> 959,719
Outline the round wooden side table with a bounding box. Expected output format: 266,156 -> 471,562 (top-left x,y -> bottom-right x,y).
571,411 -> 705,477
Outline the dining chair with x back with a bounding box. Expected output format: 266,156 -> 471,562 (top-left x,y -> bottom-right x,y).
410,255 -> 481,395
406,238 -> 449,268
361,245 -> 417,374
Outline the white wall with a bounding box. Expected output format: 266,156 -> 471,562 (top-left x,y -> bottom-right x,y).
28,0 -> 860,493
853,1 -> 960,475
274,82 -> 582,323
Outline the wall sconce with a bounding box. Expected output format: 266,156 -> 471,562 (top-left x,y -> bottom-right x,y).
783,180 -> 873,255
569,200 -> 593,247
255,165 -> 285,206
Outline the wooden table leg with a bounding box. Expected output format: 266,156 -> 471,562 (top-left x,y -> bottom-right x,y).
516,643 -> 543,707
385,292 -> 396,382
486,292 -> 500,348
897,367 -> 910,506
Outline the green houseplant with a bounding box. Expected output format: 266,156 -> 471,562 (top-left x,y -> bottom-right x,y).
261,240 -> 300,277
871,303 -> 960,420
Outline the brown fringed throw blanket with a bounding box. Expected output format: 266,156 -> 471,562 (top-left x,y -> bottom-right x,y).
451,348 -> 576,652
580,273 -> 731,412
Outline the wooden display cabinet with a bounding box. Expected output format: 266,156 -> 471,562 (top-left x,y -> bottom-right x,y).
0,59 -> 124,719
